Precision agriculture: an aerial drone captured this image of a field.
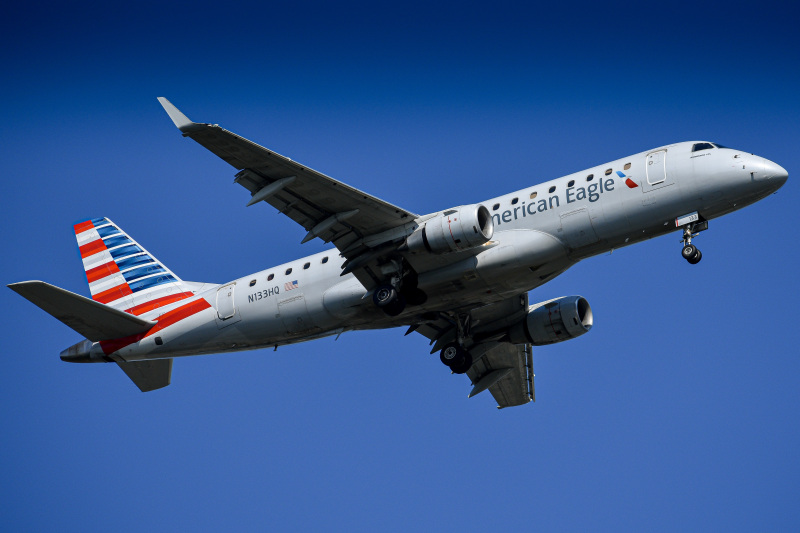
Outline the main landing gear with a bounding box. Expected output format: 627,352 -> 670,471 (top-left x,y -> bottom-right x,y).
437,313 -> 474,374
440,342 -> 473,374
373,283 -> 406,316
372,266 -> 427,317
680,223 -> 704,265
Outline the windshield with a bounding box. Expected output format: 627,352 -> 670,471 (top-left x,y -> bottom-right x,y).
692,142 -> 715,152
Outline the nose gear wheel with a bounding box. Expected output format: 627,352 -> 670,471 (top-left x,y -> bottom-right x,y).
680,224 -> 703,264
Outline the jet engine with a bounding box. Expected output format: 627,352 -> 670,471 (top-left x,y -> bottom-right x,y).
508,296 -> 593,345
405,204 -> 493,254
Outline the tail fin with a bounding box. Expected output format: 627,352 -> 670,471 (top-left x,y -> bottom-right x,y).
74,218 -> 195,315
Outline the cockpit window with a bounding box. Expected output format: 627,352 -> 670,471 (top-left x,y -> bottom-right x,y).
692,142 -> 715,152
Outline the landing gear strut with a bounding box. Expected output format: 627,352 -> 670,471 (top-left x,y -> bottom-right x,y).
680,225 -> 703,265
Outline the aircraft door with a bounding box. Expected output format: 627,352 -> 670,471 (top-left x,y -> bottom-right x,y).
215,283 -> 241,328
643,150 -> 674,193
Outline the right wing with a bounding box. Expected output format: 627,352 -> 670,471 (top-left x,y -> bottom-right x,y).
158,98 -> 420,288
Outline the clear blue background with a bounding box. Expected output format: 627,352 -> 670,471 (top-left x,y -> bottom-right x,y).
2,1 -> 798,531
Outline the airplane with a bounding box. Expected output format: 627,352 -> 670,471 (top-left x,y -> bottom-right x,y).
8,98 -> 788,408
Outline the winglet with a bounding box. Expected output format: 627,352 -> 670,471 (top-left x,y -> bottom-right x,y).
157,97 -> 200,133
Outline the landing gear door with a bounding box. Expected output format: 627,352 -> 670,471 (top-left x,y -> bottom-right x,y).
215,283 -> 241,328
643,150 -> 674,193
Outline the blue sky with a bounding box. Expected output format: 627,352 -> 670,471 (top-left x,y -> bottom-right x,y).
2,1 -> 799,531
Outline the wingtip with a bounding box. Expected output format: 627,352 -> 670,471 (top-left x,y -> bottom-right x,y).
157,97 -> 197,132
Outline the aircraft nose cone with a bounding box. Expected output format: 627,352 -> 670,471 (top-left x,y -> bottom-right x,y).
762,158 -> 788,188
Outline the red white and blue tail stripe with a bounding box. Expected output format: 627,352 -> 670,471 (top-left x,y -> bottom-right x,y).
74,217 -> 194,315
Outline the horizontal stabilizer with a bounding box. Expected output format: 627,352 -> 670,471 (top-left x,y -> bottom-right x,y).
117,359 -> 172,392
8,281 -> 155,341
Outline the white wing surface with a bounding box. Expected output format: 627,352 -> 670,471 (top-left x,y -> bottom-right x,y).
158,98 -> 418,282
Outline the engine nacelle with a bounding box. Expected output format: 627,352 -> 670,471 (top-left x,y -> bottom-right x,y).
508,296 -> 593,346
405,204 -> 493,254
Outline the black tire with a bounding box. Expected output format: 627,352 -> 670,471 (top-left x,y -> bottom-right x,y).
689,249 -> 702,264
681,244 -> 697,260
440,343 -> 461,366
450,353 -> 473,374
373,284 -> 397,307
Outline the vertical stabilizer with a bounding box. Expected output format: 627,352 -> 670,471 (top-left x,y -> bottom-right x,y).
74,218 -> 195,315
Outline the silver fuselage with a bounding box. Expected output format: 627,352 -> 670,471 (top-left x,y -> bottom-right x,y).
73,141 -> 787,362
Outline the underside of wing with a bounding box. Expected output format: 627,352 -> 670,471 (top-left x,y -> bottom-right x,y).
158,98 -> 418,270
411,293 -> 535,408
466,342 -> 534,408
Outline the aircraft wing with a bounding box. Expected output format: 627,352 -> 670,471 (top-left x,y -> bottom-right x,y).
466,342 -> 534,408
412,293 -> 534,408
158,98 -> 419,287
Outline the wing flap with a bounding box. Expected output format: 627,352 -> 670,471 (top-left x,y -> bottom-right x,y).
467,342 -> 534,408
8,281 -> 155,341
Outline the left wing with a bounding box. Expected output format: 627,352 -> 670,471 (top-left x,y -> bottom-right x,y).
413,293 -> 534,408
158,98 -> 419,287
466,342 -> 534,408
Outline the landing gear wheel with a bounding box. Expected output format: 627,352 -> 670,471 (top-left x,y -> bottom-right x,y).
681,244 -> 697,260
373,284 -> 407,316
450,353 -> 473,374
439,343 -> 473,374
439,342 -> 462,366
373,284 -> 398,307
688,249 -> 702,264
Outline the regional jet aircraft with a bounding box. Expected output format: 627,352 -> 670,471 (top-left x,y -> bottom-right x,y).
9,98 -> 788,408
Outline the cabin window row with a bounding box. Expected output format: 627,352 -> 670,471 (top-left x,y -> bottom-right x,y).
250,256 -> 329,286
490,162 -> 632,211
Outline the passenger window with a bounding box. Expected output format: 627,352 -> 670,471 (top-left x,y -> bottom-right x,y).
303,262 -> 310,270
285,268 -> 292,275
586,174 -> 594,182
249,279 -> 257,287
567,180 -> 575,187
321,257 -> 328,264
624,162 -> 631,170
268,273 -> 274,281
493,203 -> 500,211
605,168 -> 612,175
692,142 -> 715,152
511,198 -> 518,205
530,192 -> 537,199
549,186 -> 556,193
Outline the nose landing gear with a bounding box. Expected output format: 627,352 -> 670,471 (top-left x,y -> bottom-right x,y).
680,224 -> 704,264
